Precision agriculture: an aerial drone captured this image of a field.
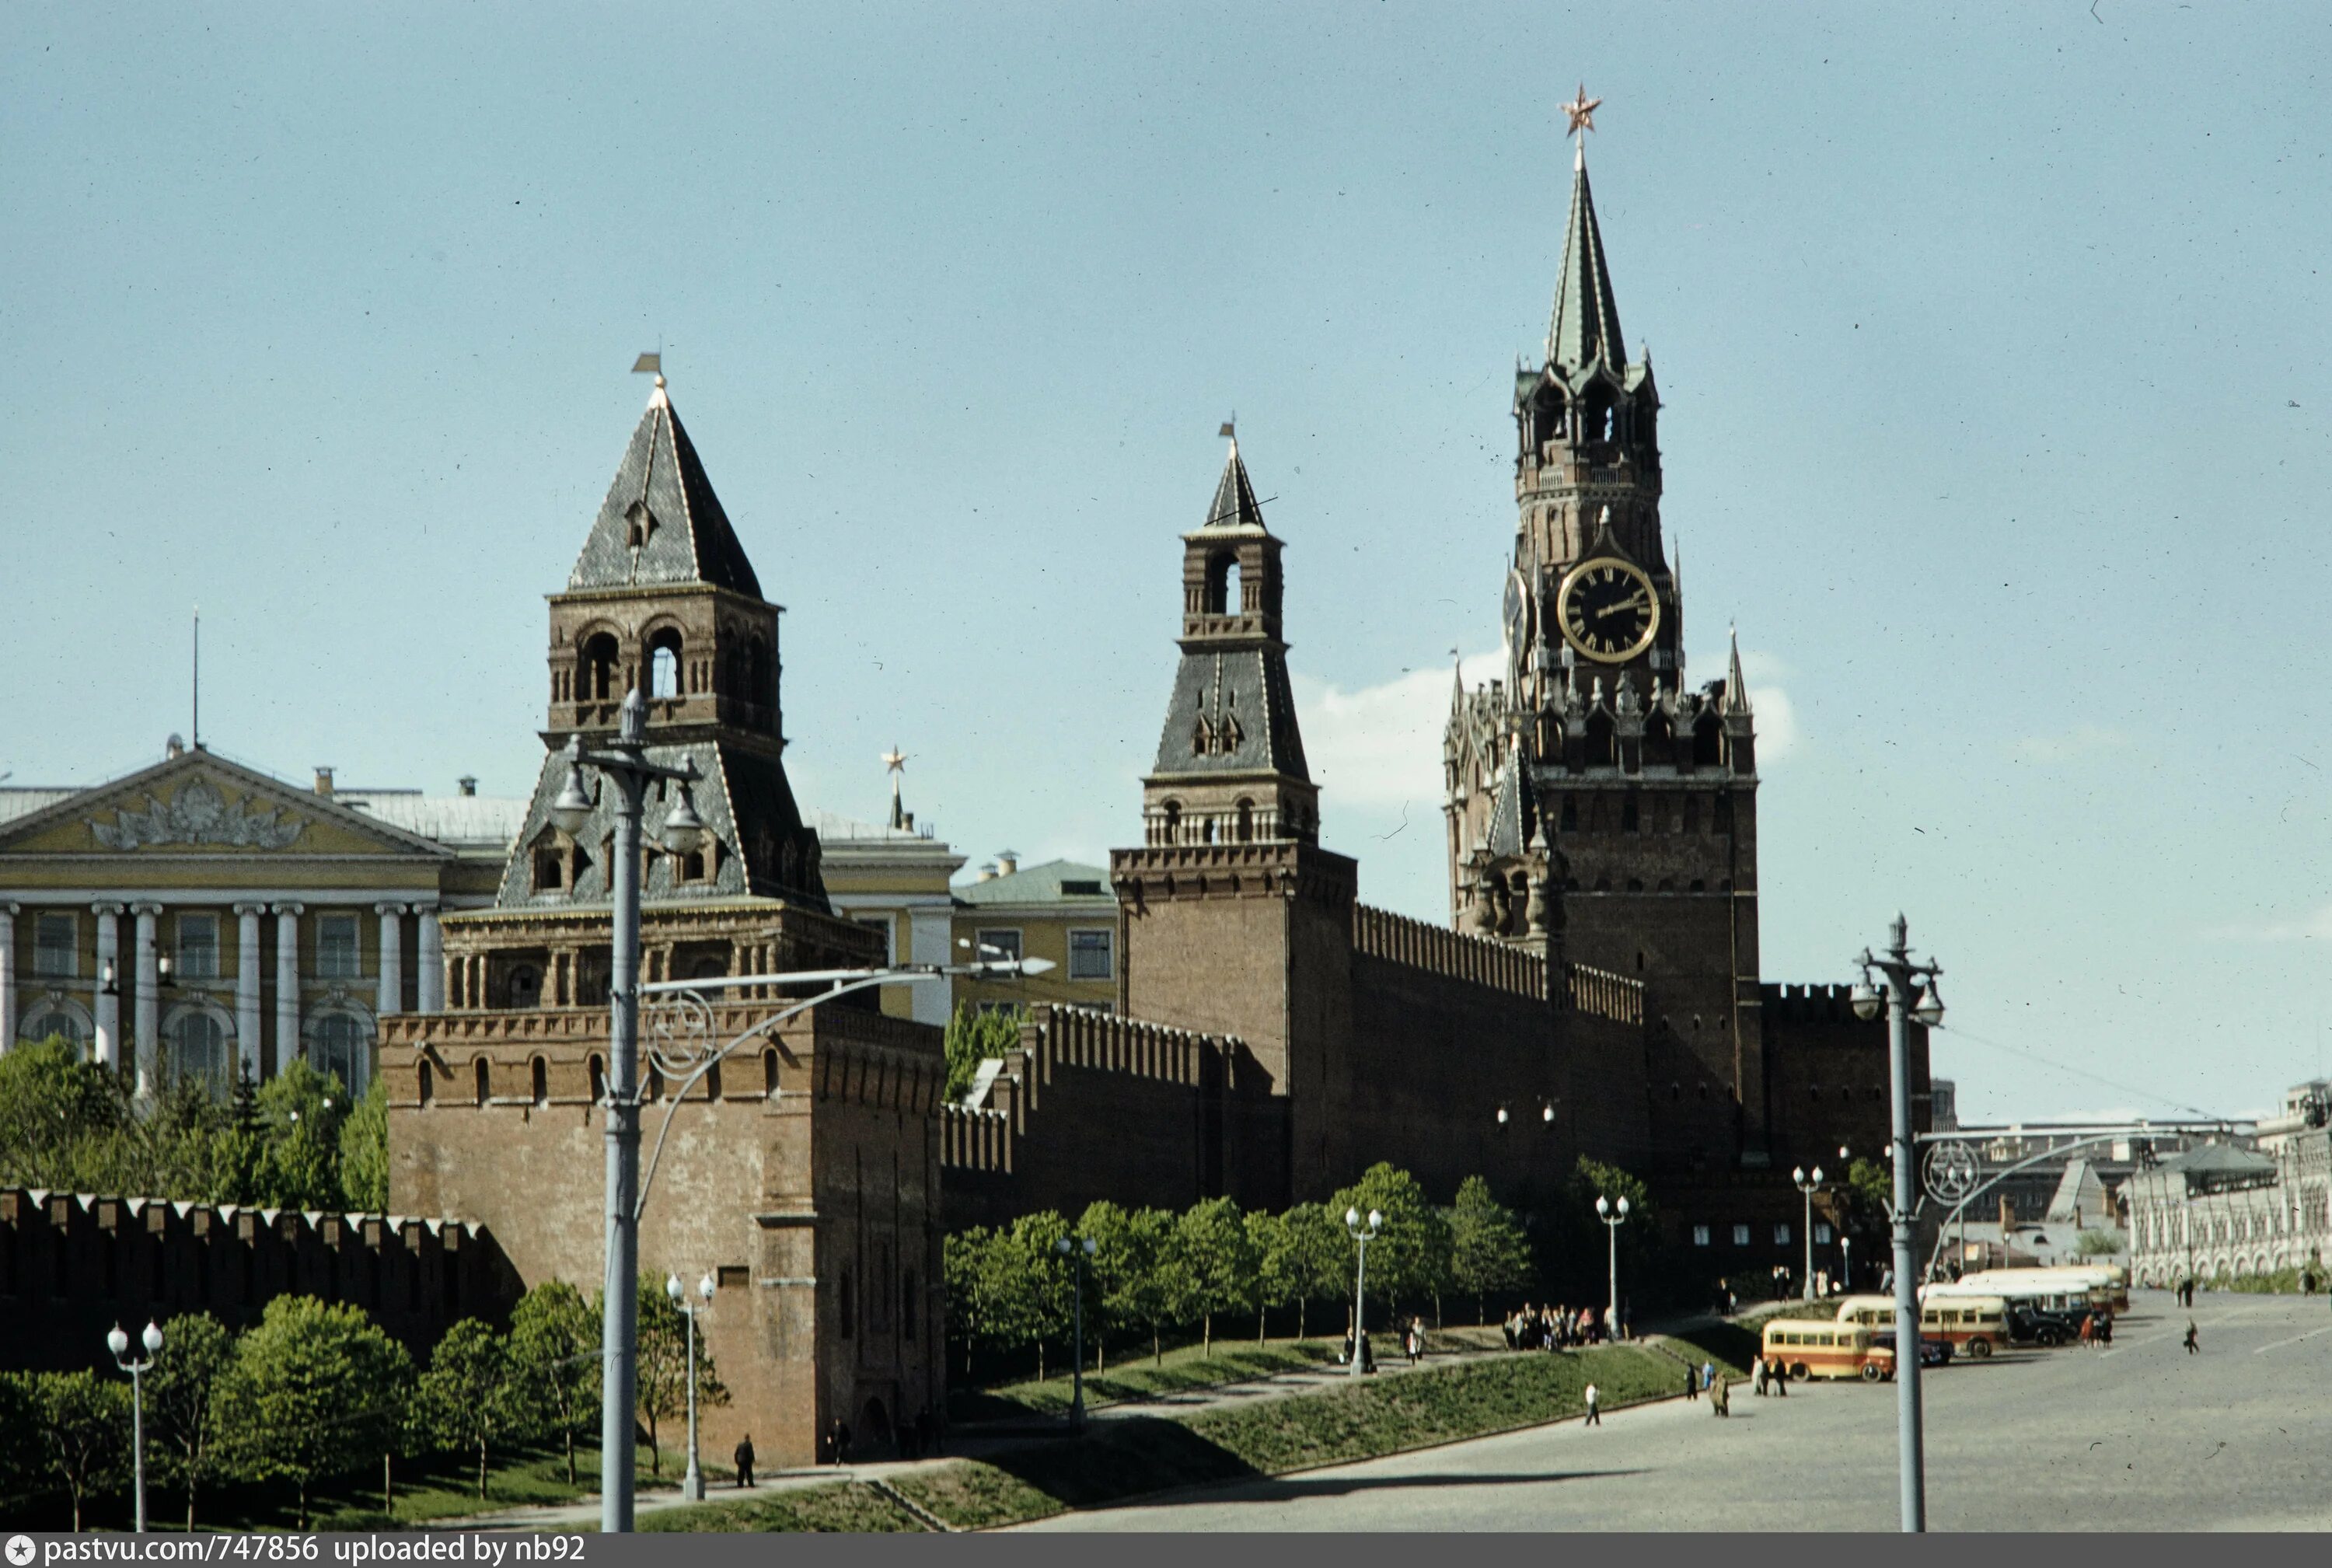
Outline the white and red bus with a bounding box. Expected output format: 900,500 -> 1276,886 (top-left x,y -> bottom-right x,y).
1762,1318 -> 1893,1382
1832,1293 -> 2009,1358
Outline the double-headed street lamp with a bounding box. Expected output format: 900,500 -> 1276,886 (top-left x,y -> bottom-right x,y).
1851,914 -> 1945,1535
108,1320 -> 162,1532
1595,1194 -> 1629,1338
665,1272 -> 714,1501
1053,1235 -> 1098,1427
561,688 -> 1054,1531
1793,1165 -> 1826,1300
1344,1207 -> 1382,1378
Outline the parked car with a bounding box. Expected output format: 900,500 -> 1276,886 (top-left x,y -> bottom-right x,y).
2005,1302 -> 2084,1348
1871,1330 -> 1954,1368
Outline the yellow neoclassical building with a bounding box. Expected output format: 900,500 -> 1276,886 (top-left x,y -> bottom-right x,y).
950,853 -> 1120,1014
0,740 -> 519,1095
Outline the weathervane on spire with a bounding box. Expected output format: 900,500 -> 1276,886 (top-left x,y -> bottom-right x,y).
1561,84 -> 1601,167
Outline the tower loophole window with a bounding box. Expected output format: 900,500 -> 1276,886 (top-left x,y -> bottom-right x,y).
648,630 -> 683,700
1204,551 -> 1241,616
1235,798 -> 1254,843
473,1057 -> 490,1107
579,634 -> 620,703
531,1056 -> 548,1106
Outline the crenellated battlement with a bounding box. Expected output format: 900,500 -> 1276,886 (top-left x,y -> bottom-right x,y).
1567,962 -> 1645,1025
1353,903 -> 1548,1000
940,1103 -> 1015,1175
0,1188 -> 511,1374
1758,981 -> 1869,1025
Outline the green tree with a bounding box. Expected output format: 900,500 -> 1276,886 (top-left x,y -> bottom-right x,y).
999,1210 -> 1073,1379
2075,1229 -> 2126,1259
421,1318 -> 529,1500
1328,1164 -> 1447,1320
1245,1208 -> 1295,1342
1080,1201 -> 1179,1367
0,1037 -> 131,1188
1449,1176 -> 1533,1323
510,1281 -> 602,1485
147,1312 -> 237,1531
944,1226 -> 1000,1378
220,1295 -> 410,1527
244,1060 -> 350,1210
634,1280 -> 728,1477
1282,1203 -> 1351,1340
338,1077 -> 390,1212
26,1369 -> 126,1531
1173,1197 -> 1259,1357
941,1002 -> 1024,1102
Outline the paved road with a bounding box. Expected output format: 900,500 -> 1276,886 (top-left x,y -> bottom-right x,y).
1021,1291 -> 2332,1531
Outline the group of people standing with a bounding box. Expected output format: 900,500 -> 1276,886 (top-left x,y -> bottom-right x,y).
1505,1301 -> 1618,1351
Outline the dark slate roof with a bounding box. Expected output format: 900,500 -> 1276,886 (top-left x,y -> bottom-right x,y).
1203,443 -> 1266,531
2156,1143 -> 2274,1177
567,387 -> 763,596
954,860 -> 1114,908
1546,158 -> 1628,375
1485,749 -> 1527,860
497,739 -> 826,910
1150,648 -> 1310,781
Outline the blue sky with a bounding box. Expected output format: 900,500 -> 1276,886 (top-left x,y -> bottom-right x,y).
6,2 -> 2330,1123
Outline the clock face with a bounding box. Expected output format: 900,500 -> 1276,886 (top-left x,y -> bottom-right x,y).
1502,568 -> 1531,653
1556,557 -> 1660,663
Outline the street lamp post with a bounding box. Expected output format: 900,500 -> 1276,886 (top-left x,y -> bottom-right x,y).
1793,1165 -> 1826,1300
1054,1235 -> 1098,1427
1596,1194 -> 1630,1338
666,1273 -> 714,1501
1344,1207 -> 1382,1378
108,1321 -> 163,1533
1852,913 -> 1946,1535
551,690 -> 709,1535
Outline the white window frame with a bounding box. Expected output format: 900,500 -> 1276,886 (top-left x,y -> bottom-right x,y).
316,913 -> 361,980
1691,1224 -> 1712,1248
1731,1224 -> 1751,1247
1067,927 -> 1114,981
176,912 -> 220,980
972,927 -> 1022,963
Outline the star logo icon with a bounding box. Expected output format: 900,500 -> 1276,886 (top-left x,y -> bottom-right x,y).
8,1535 -> 36,1566
1561,84 -> 1601,139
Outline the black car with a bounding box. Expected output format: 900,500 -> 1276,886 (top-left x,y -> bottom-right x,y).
1872,1330 -> 1954,1368
2005,1303 -> 2083,1348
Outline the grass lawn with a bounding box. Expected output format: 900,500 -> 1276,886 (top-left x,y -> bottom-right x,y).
657,1339 -> 1707,1534
952,1337 -> 1333,1420
641,1482 -> 927,1534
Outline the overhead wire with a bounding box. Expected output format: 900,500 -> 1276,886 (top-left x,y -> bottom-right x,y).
1929,1020 -> 2235,1125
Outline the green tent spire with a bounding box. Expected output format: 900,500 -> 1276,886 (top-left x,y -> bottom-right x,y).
1545,149 -> 1627,373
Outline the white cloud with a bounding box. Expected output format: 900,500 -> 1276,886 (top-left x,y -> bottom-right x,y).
2203,903 -> 2332,942
1293,651 -> 1501,810
1296,643 -> 1799,806
2012,725 -> 2128,763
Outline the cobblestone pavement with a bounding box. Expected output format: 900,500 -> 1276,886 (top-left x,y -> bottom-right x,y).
1020,1290 -> 2332,1532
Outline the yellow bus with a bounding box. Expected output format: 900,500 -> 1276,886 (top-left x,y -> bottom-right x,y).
1762,1318 -> 1893,1382
1832,1294 -> 2009,1358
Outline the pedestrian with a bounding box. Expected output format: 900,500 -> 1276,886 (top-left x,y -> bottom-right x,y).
1772,1362 -> 1789,1398
827,1415 -> 852,1466
2097,1313 -> 2114,1348
1583,1382 -> 1601,1426
1701,1360 -> 1715,1396
1751,1355 -> 1768,1396
1604,1304 -> 1618,1343
2077,1312 -> 2095,1349
734,1434 -> 756,1489
1712,1375 -> 1730,1418
1685,1365 -> 1698,1401
2184,1320 -> 2199,1355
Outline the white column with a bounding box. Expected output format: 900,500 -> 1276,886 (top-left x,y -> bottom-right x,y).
375,903 -> 405,1017
274,903 -> 303,1076
131,902 -> 162,1099
415,905 -> 444,1013
234,903 -> 266,1083
0,903 -> 17,1051
93,904 -> 123,1067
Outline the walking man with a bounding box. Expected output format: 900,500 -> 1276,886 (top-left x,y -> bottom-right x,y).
2184,1320 -> 2200,1355
1712,1374 -> 1730,1418
1583,1382 -> 1601,1426
734,1434 -> 756,1489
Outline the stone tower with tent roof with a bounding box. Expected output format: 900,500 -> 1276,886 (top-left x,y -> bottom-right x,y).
386,373 -> 947,1468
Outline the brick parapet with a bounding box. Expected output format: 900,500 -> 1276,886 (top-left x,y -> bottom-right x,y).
1567,962 -> 1646,1025
1353,903 -> 1547,999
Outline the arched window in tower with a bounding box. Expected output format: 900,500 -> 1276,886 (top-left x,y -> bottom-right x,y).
748,636 -> 771,705
1235,798 -> 1255,843
1203,551 -> 1241,616
473,1056 -> 490,1107
1160,800 -> 1182,845
647,629 -> 683,700
1693,714 -> 1723,767
1583,386 -> 1615,445
1646,710 -> 1673,752
578,633 -> 620,703
1586,709 -> 1618,767
531,1056 -> 548,1107
1534,388 -> 1567,450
